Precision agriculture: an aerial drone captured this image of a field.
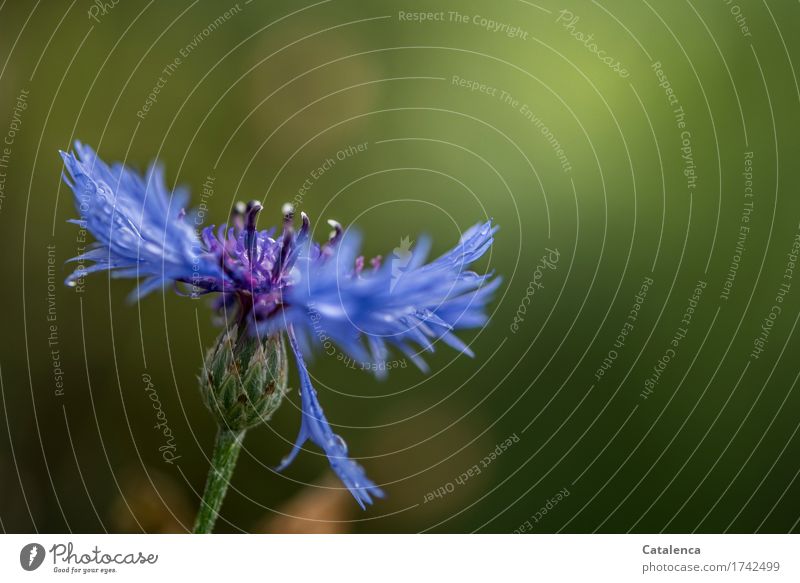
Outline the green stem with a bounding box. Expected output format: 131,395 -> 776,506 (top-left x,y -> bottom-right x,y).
193,427 -> 246,534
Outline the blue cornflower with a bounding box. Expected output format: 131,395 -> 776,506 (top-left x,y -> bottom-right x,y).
60,142 -> 499,508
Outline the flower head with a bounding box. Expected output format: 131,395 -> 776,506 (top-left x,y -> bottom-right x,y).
61,143 -> 500,508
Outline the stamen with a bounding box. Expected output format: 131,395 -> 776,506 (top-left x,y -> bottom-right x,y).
281,202 -> 295,224
299,211 -> 310,237
294,211 -> 310,250
245,200 -> 262,262
326,219 -> 343,246
272,203 -> 295,283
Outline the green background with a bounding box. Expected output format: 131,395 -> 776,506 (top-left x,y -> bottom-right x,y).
1,0 -> 799,533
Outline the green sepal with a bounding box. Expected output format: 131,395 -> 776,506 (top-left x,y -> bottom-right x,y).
200,327 -> 289,431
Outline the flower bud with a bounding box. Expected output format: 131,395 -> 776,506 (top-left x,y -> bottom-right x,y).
200,328 -> 288,431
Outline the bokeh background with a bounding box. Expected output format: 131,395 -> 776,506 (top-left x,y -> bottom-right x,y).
1,0 -> 799,533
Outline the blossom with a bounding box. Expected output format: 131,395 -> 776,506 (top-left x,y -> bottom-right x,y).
60,142 -> 500,508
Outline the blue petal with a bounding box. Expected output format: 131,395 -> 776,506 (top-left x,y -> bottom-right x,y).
277,328 -> 385,509
287,220 -> 499,375
60,143 -> 220,295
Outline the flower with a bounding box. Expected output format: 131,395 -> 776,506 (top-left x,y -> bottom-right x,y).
60,142 -> 500,508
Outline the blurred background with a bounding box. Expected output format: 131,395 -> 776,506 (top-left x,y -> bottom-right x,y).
1,0 -> 799,533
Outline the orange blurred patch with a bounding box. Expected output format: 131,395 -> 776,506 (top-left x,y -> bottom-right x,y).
256,474 -> 355,534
